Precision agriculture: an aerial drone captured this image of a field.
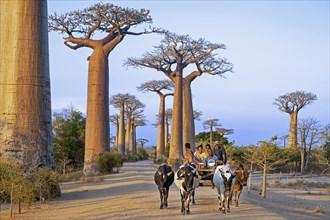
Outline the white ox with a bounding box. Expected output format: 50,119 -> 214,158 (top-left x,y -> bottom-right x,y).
213,165 -> 234,213
174,164 -> 200,215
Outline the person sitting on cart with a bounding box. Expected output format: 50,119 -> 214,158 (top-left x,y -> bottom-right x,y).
182,142 -> 202,164
194,144 -> 207,162
213,141 -> 227,165
204,148 -> 218,169
201,148 -> 218,188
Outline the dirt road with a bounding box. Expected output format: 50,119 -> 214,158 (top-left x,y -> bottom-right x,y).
1,159 -> 329,219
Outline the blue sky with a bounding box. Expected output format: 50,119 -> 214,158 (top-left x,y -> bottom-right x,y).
48,0 -> 329,146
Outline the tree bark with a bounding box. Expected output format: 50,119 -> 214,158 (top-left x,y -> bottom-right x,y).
300,136 -> 306,174
125,116 -> 132,152
156,95 -> 166,159
115,123 -> 119,149
183,78 -> 196,151
165,119 -> 169,151
0,0 -> 54,169
118,104 -> 125,155
262,164 -> 267,198
132,124 -> 137,155
83,48 -> 110,176
288,112 -> 298,148
210,127 -> 213,145
168,70 -> 183,171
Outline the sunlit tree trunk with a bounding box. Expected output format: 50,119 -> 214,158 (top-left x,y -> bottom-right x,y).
168,70 -> 183,171
0,0 -> 54,169
125,115 -> 132,152
156,95 -> 166,159
83,48 -> 110,176
289,112 -> 298,148
115,122 -> 119,149
132,123 -> 137,155
165,119 -> 169,150
118,104 -> 126,155
183,78 -> 196,151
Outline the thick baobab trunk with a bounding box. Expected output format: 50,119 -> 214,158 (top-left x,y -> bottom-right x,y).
83,48 -> 110,176
156,95 -> 166,160
168,70 -> 183,171
118,104 -> 125,155
0,0 -> 54,169
183,79 -> 196,151
125,116 -> 132,152
262,164 -> 267,198
288,112 -> 298,148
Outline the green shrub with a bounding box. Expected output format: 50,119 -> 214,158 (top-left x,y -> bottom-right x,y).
28,167 -> 61,201
98,152 -> 124,174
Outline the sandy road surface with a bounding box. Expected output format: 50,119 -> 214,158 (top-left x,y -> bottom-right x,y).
1,159 -> 329,219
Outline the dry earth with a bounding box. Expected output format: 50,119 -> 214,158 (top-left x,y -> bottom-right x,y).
1,159 -> 329,220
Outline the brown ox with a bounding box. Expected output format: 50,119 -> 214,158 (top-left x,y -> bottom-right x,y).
229,164 -> 249,207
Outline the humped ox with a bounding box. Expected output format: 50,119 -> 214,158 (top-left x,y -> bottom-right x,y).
154,164 -> 174,209
174,163 -> 199,215
213,164 -> 234,213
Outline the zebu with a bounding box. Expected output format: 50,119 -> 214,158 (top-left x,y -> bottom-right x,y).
174,164 -> 199,215
213,165 -> 234,213
230,164 -> 249,207
154,164 -> 174,209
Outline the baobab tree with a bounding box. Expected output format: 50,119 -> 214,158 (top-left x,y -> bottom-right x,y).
274,91 -> 317,148
125,97 -> 145,152
131,118 -> 147,154
49,3 -> 158,176
137,80 -> 174,159
203,119 -> 221,144
165,109 -> 173,148
110,93 -> 135,155
137,138 -> 149,148
110,114 -> 120,148
126,32 -> 232,169
0,0 -> 54,169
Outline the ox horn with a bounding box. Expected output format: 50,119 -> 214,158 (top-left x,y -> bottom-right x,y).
167,171 -> 173,176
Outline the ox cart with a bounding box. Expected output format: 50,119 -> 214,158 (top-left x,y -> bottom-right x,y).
195,160 -> 217,187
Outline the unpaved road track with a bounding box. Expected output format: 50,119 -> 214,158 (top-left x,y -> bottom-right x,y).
1,159 -> 329,219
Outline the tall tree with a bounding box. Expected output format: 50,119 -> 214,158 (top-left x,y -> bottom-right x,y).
274,91 -> 317,148
0,0 -> 54,169
137,138 -> 149,148
110,93 -> 134,155
124,97 -> 145,152
49,3 -> 156,176
110,114 -> 120,149
203,119 -> 221,145
165,109 -> 173,149
132,118 -> 147,154
126,32 -> 232,170
137,80 -> 174,159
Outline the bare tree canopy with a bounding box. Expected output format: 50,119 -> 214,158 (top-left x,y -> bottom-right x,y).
274,91 -> 317,113
49,3 -> 157,53
137,80 -> 174,94
110,93 -> 135,109
126,31 -> 233,79
203,119 -> 221,130
193,110 -> 202,121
